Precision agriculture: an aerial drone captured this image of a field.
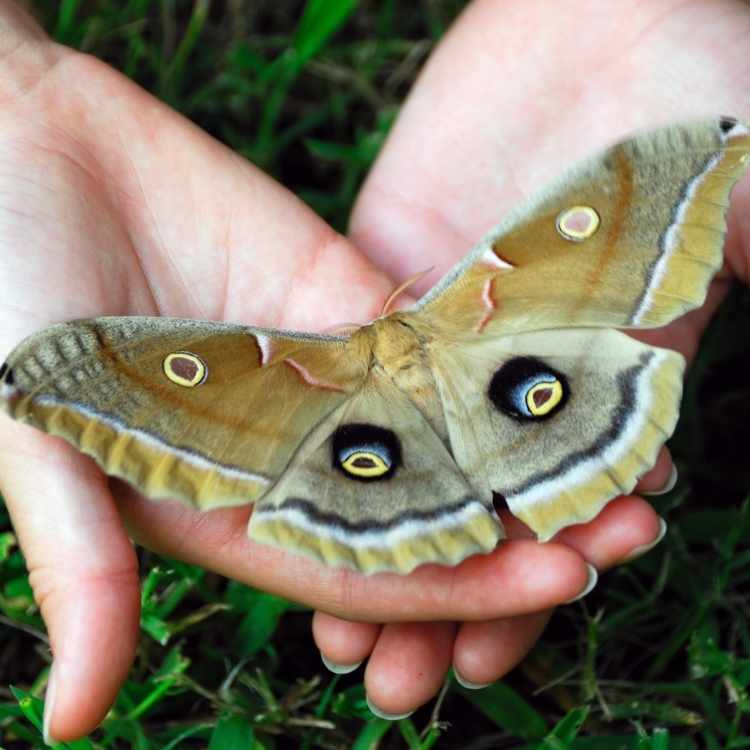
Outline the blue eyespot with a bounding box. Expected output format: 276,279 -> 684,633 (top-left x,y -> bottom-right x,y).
489,358 -> 568,420
333,424 -> 401,481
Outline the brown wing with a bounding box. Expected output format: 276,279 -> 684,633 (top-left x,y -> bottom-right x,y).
0,316 -> 368,509
412,117 -> 750,337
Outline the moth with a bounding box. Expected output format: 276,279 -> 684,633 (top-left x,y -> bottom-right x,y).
2,118 -> 749,575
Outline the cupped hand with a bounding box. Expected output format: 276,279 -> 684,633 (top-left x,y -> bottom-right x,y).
0,2 -> 598,742
313,0 -> 750,720
2,0 -> 749,740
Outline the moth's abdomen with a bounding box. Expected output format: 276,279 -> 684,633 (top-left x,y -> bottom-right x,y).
368,315 -> 449,440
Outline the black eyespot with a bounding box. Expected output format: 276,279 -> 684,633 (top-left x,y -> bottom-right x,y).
489,357 -> 569,421
720,116 -> 738,134
332,423 -> 401,482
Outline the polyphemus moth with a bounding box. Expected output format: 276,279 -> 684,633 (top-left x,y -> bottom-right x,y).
1,118 -> 749,575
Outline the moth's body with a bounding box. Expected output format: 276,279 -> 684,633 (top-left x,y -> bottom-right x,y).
2,117 -> 749,574
352,313 -> 426,377
354,313 -> 448,439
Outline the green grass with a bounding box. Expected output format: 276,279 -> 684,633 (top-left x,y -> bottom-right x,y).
2,1 -> 750,748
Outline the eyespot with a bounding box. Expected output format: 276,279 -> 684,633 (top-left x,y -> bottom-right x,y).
340,448 -> 391,478
332,423 -> 401,482
556,205 -> 600,242
525,379 -> 564,416
163,352 -> 207,387
489,357 -> 568,421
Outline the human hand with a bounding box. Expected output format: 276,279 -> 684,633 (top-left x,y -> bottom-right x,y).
312,0 -> 750,719
0,2 -> 608,742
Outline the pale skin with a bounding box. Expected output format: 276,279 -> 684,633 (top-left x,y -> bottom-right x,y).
0,0 -> 749,741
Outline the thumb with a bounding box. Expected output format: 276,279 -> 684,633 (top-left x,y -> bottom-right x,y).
0,421 -> 140,743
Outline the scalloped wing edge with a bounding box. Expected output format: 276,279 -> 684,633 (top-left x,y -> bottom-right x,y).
507,346 -> 684,540
249,496 -> 503,574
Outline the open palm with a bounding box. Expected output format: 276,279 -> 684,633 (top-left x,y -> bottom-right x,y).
1,0 -> 749,742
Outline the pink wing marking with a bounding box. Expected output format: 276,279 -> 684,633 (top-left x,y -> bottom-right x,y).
284,357 -> 346,392
475,277 -> 496,333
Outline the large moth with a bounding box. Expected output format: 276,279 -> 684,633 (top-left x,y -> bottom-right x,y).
2,117 -> 749,574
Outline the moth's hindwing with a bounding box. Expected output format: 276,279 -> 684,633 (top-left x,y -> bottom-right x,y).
249,369 -> 503,575
428,328 -> 684,540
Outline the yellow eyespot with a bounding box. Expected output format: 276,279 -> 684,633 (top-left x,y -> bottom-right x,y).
556,205 -> 600,241
163,352 -> 207,387
341,451 -> 390,478
525,380 -> 564,416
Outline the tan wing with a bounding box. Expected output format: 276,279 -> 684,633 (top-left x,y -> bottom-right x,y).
427,328 -> 684,540
0,317 -> 367,509
412,117 -> 750,336
249,369 -> 502,574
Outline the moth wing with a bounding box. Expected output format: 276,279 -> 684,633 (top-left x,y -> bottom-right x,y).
250,370 -> 503,574
0,316 -> 366,509
413,117 -> 750,335
428,328 -> 684,540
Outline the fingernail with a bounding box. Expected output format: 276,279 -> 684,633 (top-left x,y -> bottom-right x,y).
623,517 -> 668,562
43,662 -> 58,746
563,563 -> 598,603
320,652 -> 362,675
643,465 -> 678,496
366,694 -> 414,721
454,669 -> 492,690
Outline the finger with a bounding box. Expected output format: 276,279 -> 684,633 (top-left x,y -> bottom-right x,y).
635,446 -> 676,496
313,493 -> 658,694
452,611 -> 551,689
553,495 -> 666,570
312,612 -> 379,674
501,492 -> 665,565
117,481 -> 592,622
0,424 -> 140,744
364,622 -> 455,719
450,492 -> 665,689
